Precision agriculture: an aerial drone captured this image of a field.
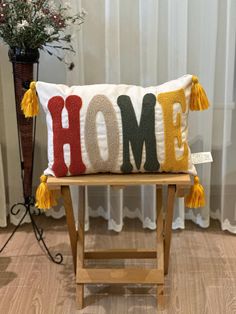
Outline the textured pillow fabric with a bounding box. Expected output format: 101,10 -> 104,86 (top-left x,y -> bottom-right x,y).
36,74 -> 197,177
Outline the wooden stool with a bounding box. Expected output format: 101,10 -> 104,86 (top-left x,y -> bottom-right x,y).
47,173 -> 191,309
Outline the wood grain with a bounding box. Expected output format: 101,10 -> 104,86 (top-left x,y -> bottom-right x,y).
1,216 -> 236,313
76,186 -> 85,309
77,268 -> 164,284
164,185 -> 176,275
156,187 -> 165,309
84,249 -> 156,259
175,185 -> 190,197
47,173 -> 191,187
61,186 -> 77,273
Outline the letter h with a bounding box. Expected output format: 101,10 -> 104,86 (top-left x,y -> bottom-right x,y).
48,95 -> 86,177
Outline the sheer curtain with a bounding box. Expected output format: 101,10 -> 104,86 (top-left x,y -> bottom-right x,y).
65,0 -> 236,232
0,0 -> 235,233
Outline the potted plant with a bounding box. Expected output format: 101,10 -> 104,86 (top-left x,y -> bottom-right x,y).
0,0 -> 86,263
0,0 -> 86,64
0,0 -> 86,200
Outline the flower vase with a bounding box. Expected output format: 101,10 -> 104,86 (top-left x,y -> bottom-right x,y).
8,47 -> 40,202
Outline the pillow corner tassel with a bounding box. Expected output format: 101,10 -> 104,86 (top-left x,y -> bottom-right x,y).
35,174 -> 57,211
21,81 -> 39,118
185,176 -> 205,209
190,75 -> 210,111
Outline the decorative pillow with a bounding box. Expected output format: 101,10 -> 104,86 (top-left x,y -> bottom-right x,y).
21,74 -> 209,209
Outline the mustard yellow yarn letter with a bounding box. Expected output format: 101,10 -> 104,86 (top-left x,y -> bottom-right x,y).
157,88 -> 188,172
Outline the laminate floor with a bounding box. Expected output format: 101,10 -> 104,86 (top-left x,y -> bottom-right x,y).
0,216 -> 236,314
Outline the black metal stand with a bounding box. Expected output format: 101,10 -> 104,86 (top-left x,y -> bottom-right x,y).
0,197 -> 63,264
0,60 -> 63,265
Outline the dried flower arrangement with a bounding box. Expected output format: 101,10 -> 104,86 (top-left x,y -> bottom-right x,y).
0,0 -> 86,66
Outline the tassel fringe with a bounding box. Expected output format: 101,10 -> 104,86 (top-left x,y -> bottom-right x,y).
185,176 -> 205,208
190,76 -> 210,111
21,81 -> 39,117
35,175 -> 57,211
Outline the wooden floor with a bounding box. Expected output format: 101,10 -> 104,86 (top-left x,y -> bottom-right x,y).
0,216 -> 236,314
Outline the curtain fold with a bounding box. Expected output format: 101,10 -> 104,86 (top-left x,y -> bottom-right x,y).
66,0 -> 236,232
0,145 -> 6,227
0,70 -> 7,227
0,0 -> 235,233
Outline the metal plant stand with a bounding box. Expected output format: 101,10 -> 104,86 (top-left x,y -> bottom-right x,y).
0,48 -> 63,264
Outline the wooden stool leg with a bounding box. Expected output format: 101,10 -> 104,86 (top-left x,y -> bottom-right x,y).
156,186 -> 164,309
164,185 -> 176,275
61,186 -> 77,273
76,186 -> 85,309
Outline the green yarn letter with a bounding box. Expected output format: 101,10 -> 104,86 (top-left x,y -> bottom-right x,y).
117,93 -> 160,173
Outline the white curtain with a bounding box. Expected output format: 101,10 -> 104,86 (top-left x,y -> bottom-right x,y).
65,0 -> 236,232
0,0 -> 236,233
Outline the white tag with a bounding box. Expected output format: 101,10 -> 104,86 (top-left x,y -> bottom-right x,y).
191,152 -> 213,165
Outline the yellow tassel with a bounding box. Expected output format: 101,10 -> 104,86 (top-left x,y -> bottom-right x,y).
21,81 -> 39,117
190,75 -> 210,111
185,176 -> 205,208
35,175 -> 57,211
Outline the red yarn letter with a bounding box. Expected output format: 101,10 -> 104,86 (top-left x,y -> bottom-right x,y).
48,95 -> 86,177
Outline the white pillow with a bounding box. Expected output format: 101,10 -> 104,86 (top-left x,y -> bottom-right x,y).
36,74 -> 197,177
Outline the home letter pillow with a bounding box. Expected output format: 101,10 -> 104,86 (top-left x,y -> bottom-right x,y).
21,74 -> 209,209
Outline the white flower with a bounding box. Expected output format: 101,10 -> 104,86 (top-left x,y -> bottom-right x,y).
44,25 -> 55,36
35,10 -> 45,19
16,20 -> 29,31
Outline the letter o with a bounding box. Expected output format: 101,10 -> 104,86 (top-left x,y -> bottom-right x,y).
84,95 -> 120,172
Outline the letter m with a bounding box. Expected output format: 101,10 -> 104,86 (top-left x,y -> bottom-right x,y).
117,93 -> 160,173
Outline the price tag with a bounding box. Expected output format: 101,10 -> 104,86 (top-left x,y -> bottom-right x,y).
191,152 -> 213,165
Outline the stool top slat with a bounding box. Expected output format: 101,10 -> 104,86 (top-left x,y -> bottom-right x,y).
47,173 -> 191,187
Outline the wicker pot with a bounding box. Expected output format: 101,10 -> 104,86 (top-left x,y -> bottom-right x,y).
9,47 -> 40,201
